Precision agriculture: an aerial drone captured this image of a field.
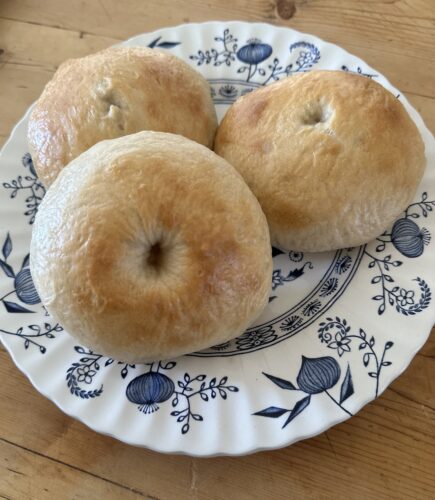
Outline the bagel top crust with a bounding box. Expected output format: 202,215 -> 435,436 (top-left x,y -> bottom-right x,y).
30,132 -> 272,362
28,46 -> 218,187
214,70 -> 426,252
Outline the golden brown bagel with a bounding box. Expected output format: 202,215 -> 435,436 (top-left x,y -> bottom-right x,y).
215,70 -> 426,251
28,46 -> 217,187
30,132 -> 272,362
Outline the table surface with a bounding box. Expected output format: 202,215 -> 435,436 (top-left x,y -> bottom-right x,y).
0,1 -> 434,499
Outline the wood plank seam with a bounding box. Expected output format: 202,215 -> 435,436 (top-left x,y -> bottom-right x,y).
0,15 -> 123,40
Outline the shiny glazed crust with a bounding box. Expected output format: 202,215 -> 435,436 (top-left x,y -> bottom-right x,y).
27,46 -> 218,187
214,70 -> 426,251
30,132 -> 272,362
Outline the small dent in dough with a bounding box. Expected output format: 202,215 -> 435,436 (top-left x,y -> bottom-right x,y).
301,101 -> 332,126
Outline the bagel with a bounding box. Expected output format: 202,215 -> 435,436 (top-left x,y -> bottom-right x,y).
28,46 -> 217,187
214,70 -> 426,251
30,132 -> 272,362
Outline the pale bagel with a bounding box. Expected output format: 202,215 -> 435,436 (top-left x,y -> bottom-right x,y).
30,132 -> 272,362
28,46 -> 217,187
214,70 -> 426,252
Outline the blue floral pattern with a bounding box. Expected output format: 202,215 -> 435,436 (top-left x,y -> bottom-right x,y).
255,316 -> 394,427
279,315 -> 303,332
202,245 -> 364,356
0,232 -> 40,313
363,193 -> 434,315
254,356 -> 353,427
3,154 -> 45,225
190,29 -> 320,85
0,322 -> 63,353
318,317 -> 393,397
319,278 -> 338,297
271,261 -> 313,291
66,349 -> 238,434
127,362 -> 238,434
66,346 -> 136,399
235,325 -> 277,350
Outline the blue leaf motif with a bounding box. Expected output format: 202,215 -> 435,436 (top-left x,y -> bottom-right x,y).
156,41 -> 181,48
3,300 -> 33,313
148,37 -> 180,49
2,233 -> 12,259
363,353 -> 370,367
0,259 -> 14,278
147,36 -> 161,48
282,395 -> 311,427
253,406 -> 289,418
339,365 -> 354,404
262,372 -> 297,390
296,356 -> 341,394
160,361 -> 176,370
21,254 -> 30,270
272,246 -> 285,257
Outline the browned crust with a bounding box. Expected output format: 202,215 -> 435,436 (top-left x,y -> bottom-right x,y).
215,70 -> 426,251
30,132 -> 272,362
27,46 -> 218,187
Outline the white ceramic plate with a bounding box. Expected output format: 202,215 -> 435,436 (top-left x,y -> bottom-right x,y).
0,21 -> 434,456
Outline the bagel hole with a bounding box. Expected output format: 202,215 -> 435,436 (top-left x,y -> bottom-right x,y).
104,90 -> 125,110
146,242 -> 164,270
302,102 -> 331,126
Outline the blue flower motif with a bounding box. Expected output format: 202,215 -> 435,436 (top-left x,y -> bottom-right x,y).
296,356 -> 341,394
236,39 -> 272,64
288,251 -> 303,262
289,42 -> 321,70
126,372 -> 175,414
14,267 -> 40,304
391,218 -> 431,258
398,289 -> 414,306
236,326 -> 277,350
335,256 -> 352,274
218,84 -> 237,98
272,269 -> 284,290
296,51 -> 313,67
77,365 -> 97,385
319,278 -> 338,297
317,317 -> 394,398
302,299 -> 321,317
280,315 -> 303,332
327,332 -> 351,357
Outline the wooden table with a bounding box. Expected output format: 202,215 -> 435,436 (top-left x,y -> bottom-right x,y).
0,1 -> 434,498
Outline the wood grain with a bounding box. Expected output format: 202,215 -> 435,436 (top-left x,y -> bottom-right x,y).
0,439 -> 142,500
0,0 -> 434,498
